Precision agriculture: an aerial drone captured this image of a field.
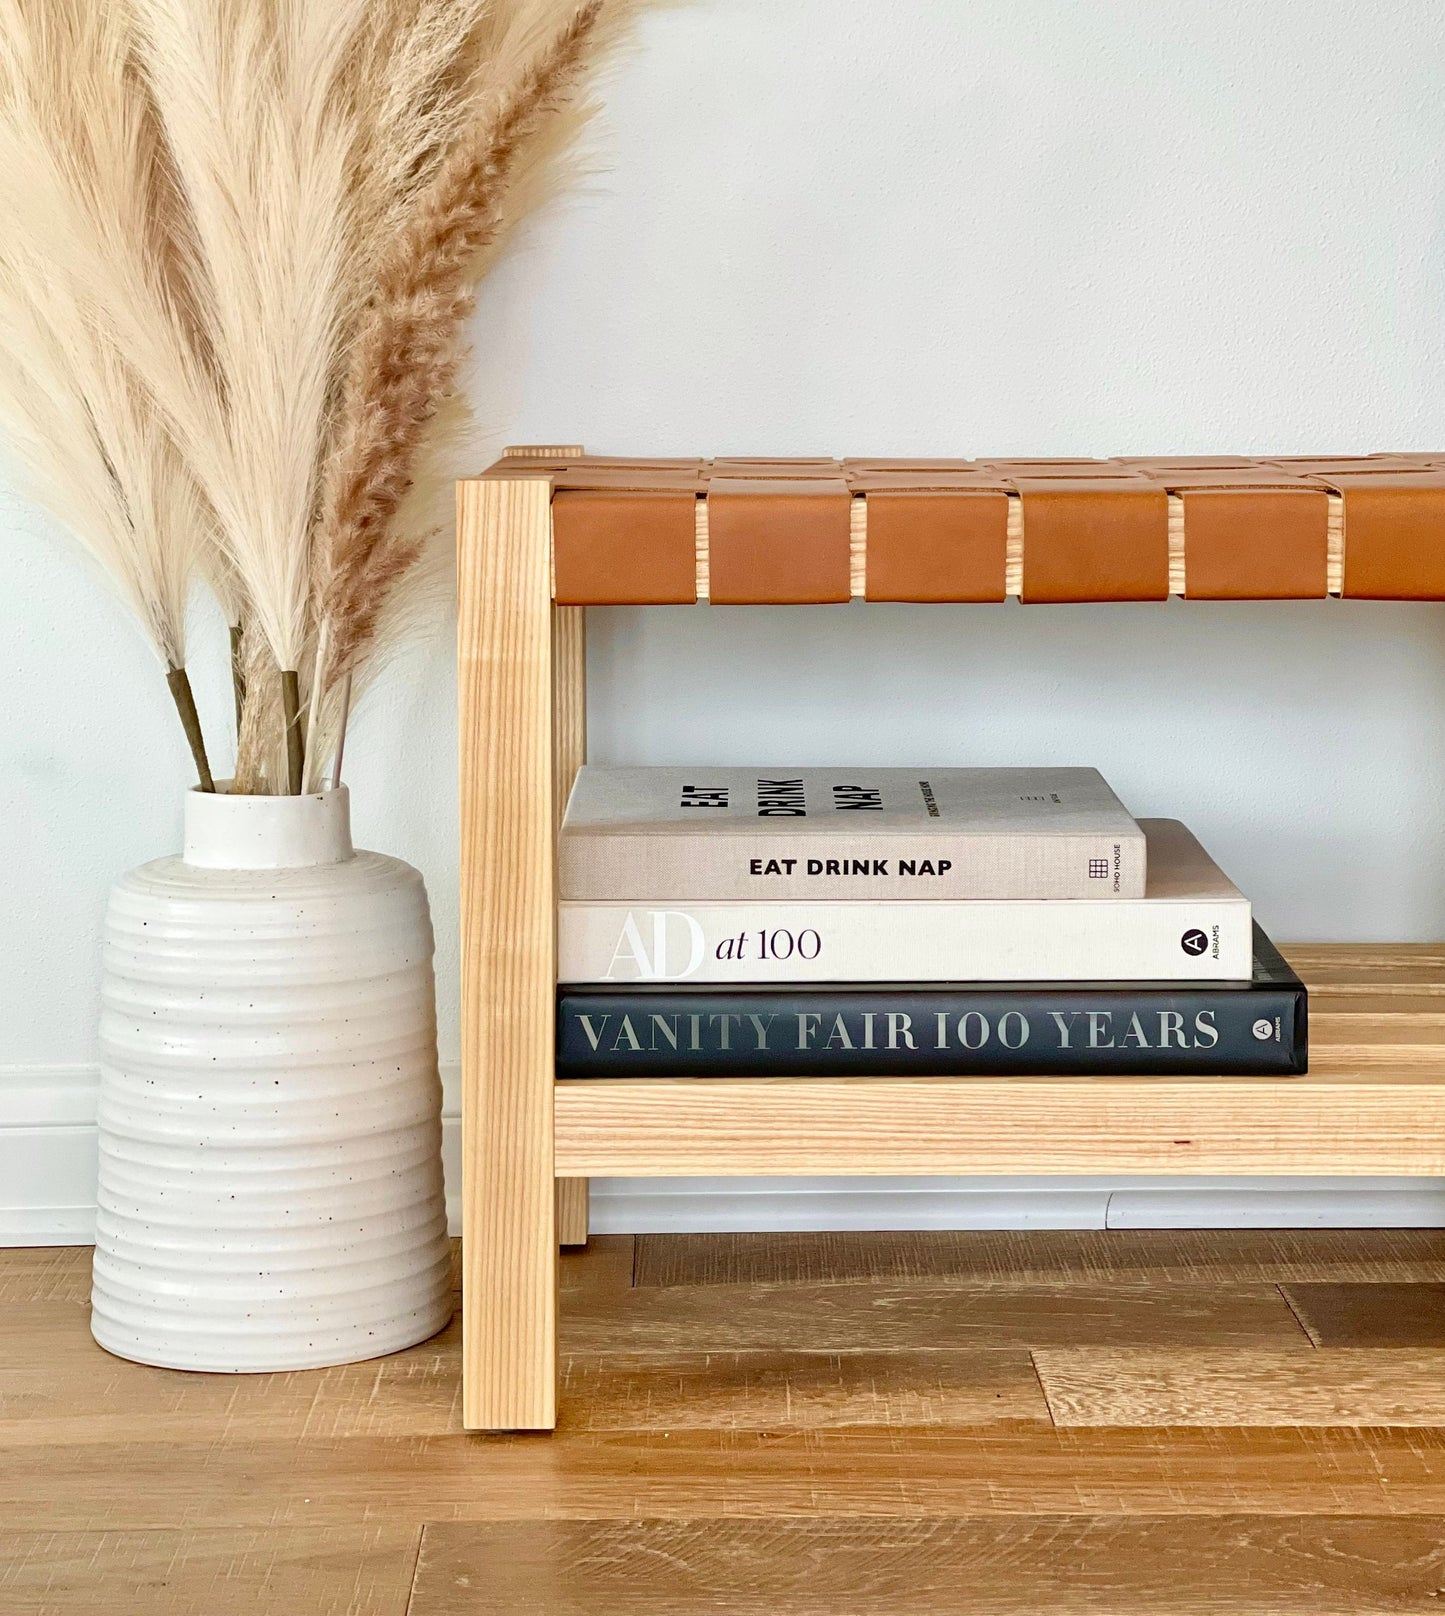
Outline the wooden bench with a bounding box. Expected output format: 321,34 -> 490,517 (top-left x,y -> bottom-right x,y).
457,445 -> 1445,1429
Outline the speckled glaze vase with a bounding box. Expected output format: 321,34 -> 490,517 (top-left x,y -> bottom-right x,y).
90,785 -> 452,1372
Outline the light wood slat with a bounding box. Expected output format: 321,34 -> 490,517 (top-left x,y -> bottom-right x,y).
695,492 -> 709,601
557,1283 -> 1306,1354
634,1230 -> 1445,1290
556,1179 -> 590,1248
551,944 -> 1445,1180
557,1350 -> 1050,1430
1036,1347 -> 1445,1427
1283,1284 -> 1445,1348
457,475 -> 557,1431
552,602 -> 589,1246
0,1525 -> 420,1616
409,1515 -> 1445,1615
848,495 -> 866,597
504,444 -> 584,459
12,1426 -> 1445,1529
1285,943 -> 1445,986
1005,494 -> 1022,596
1168,492 -> 1185,594
1328,491 -> 1344,594
551,604 -> 586,835
554,1071 -> 1445,1177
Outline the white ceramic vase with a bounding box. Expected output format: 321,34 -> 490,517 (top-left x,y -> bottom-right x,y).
90,784 -> 453,1372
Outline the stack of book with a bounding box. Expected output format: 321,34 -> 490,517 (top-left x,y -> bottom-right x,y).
555,767 -> 1307,1078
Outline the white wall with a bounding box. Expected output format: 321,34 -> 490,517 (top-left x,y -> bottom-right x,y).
7,0 -> 1445,1237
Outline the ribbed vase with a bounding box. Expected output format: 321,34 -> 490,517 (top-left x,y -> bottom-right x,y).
91,784 -> 452,1372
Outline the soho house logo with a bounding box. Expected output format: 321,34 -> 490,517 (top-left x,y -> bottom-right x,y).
1180,928 -> 1209,956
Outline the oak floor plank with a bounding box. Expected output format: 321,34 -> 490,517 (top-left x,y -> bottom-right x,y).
0,1525 -> 420,1616
408,1515 -> 1445,1615
557,1350 -> 1051,1430
633,1229 -> 1445,1290
0,1239 -> 632,1447
0,1247 -> 91,1305
0,1316 -> 465,1446
561,1281 -> 1309,1353
1284,1284 -> 1445,1347
560,1235 -> 635,1300
1036,1348 -> 1445,1427
0,1340 -> 1042,1447
8,1427 -> 1445,1530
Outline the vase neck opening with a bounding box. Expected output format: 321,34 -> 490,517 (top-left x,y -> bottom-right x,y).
183,784 -> 354,869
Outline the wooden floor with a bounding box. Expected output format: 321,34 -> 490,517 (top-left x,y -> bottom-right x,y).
8,1231 -> 1445,1612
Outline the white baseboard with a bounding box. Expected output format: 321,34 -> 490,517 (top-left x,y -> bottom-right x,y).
7,1062 -> 1445,1245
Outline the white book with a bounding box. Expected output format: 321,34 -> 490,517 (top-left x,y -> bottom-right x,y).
558,820 -> 1250,984
560,765 -> 1145,901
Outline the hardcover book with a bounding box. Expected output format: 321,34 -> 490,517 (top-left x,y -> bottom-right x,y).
557,926 -> 1306,1078
559,765 -> 1146,901
557,819 -> 1250,984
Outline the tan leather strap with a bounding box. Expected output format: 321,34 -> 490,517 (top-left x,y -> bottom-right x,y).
551,490 -> 698,605
1318,473 -> 1445,598
705,477 -> 852,603
864,490 -> 1010,602
1178,487 -> 1329,599
1015,478 -> 1170,602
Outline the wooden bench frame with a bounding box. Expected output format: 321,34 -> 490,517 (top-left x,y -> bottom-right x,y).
457,446 -> 1445,1430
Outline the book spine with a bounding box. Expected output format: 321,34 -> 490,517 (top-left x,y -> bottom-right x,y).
559,830 -> 1148,902
557,984 -> 1307,1077
557,899 -> 1253,984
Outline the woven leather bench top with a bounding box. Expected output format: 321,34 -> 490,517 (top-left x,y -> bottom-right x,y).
477,450 -> 1445,605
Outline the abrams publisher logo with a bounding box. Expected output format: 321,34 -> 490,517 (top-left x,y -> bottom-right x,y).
1180,929 -> 1209,956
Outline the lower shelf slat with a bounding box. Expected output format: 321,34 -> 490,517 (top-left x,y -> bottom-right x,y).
553,944 -> 1445,1177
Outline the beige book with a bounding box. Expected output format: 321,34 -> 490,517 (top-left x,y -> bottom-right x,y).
560,765 -> 1146,901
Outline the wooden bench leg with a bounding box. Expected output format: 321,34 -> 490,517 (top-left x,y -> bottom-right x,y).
552,604 -> 588,1251
557,1177 -> 590,1247
458,475 -> 557,1431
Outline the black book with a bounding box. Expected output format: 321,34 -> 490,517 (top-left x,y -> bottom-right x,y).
556,924 -> 1306,1078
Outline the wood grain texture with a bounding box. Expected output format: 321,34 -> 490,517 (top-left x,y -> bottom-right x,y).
558,1282 -> 1308,1353
553,1070 -> 1445,1177
18,1234 -> 1445,1604
457,475 -> 557,1430
1,1525 -> 420,1616
556,1350 -> 1050,1430
503,444 -> 584,459
556,1179 -> 590,1249
555,946 -> 1445,1177
12,1425 -> 1445,1531
634,1230 -> 1445,1290
0,1525 -> 420,1616
1284,1284 -> 1445,1348
1035,1347 -> 1445,1426
0,1246 -> 92,1304
552,603 -> 588,1247
409,1515 -> 1445,1615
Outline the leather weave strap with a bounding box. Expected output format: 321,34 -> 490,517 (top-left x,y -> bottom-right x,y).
706,477 -> 852,604
1321,472 -> 1445,599
1016,478 -> 1170,603
864,490 -> 1010,602
1177,487 -> 1328,599
551,489 -> 698,605
477,450 -> 1445,605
